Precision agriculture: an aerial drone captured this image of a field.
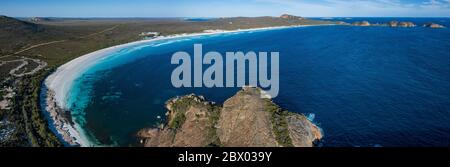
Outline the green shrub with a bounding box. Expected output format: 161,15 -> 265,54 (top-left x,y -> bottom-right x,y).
265,100 -> 293,147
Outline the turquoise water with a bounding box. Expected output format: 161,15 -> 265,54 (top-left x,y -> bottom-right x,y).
56,18 -> 450,147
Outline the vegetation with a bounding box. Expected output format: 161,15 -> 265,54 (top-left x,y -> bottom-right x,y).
167,97 -> 196,129
265,99 -> 294,147
164,95 -> 223,146
13,70 -> 62,146
206,104 -> 222,147
1,69 -> 61,146
168,111 -> 186,130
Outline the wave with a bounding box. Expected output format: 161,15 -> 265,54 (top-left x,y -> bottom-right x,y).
306,113 -> 315,122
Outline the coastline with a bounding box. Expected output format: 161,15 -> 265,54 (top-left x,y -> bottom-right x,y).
43,24 -> 334,147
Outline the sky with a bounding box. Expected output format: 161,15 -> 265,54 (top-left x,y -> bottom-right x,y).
1,0 -> 450,17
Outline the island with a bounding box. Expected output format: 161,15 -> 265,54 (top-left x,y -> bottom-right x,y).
349,20 -> 444,28
423,23 -> 446,28
137,87 -> 322,147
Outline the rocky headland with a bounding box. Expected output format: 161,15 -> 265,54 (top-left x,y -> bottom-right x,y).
44,90 -> 79,146
137,87 -> 322,147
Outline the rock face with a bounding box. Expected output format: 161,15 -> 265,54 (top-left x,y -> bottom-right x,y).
137,87 -> 322,147
45,90 -> 78,146
423,23 -> 445,28
138,94 -> 220,147
217,87 -> 278,146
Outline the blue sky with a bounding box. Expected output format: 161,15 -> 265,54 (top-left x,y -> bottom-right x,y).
1,0 -> 450,17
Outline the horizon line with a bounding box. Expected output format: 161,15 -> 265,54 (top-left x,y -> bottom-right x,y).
5,15 -> 450,19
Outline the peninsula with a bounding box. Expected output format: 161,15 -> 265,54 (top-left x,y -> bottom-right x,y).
137,87 -> 322,147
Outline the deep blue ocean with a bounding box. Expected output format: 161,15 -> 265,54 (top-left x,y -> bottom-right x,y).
59,18 -> 450,146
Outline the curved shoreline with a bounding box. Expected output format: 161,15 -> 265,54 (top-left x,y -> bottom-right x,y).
43,24 -> 333,146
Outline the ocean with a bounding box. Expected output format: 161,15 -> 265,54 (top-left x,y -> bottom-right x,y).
47,18 -> 450,146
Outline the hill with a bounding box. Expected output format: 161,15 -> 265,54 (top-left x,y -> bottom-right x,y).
0,16 -> 44,53
0,15 -> 43,33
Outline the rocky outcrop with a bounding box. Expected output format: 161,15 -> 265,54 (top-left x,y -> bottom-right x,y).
423,23 -> 445,28
388,21 -> 398,27
45,90 -> 78,146
397,21 -> 416,27
386,21 -> 416,27
336,21 -> 350,25
352,21 -> 417,28
280,14 -> 303,20
137,87 -> 322,147
352,21 -> 371,26
217,87 -> 278,147
137,94 -> 220,147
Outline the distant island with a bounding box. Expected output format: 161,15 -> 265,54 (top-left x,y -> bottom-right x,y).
137,87 -> 322,147
347,20 -> 445,28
